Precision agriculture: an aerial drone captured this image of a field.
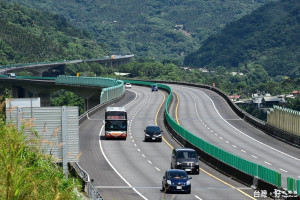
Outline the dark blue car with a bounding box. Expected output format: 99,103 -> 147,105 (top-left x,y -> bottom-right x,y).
144,125 -> 162,142
152,84 -> 158,92
161,169 -> 192,194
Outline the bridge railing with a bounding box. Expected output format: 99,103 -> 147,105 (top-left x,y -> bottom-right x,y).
55,75 -> 124,104
0,55 -> 134,70
0,60 -> 69,69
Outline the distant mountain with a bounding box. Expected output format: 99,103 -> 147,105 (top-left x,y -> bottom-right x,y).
4,0 -> 276,62
0,1 -> 107,65
184,0 -> 300,77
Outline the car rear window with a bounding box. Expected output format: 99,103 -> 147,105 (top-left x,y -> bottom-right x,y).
177,151 -> 197,159
146,126 -> 160,132
168,171 -> 188,179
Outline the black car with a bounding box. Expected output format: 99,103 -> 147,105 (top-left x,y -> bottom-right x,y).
151,84 -> 158,92
144,125 -> 162,142
171,148 -> 200,174
162,169 -> 192,194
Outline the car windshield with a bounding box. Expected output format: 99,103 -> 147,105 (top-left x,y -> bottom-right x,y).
168,171 -> 188,179
146,126 -> 160,132
177,151 -> 197,159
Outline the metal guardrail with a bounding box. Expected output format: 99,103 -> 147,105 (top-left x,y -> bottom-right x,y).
75,89 -> 125,200
73,162 -> 103,200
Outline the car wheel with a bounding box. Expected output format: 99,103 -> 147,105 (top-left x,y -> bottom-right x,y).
159,138 -> 162,142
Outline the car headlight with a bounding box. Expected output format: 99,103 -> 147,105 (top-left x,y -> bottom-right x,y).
167,180 -> 171,185
177,162 -> 181,165
145,134 -> 150,137
186,180 -> 191,185
195,162 -> 199,166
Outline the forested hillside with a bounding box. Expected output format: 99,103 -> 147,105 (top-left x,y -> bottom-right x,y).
184,0 -> 300,77
0,0 -> 107,65
4,0 -> 276,62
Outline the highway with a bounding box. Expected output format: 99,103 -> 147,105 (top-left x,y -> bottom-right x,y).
170,84 -> 300,188
79,85 -> 266,200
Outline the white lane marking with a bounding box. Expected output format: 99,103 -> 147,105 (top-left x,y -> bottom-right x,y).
99,125 -> 148,200
194,195 -> 203,200
219,137 -> 223,140
264,161 -> 272,165
200,91 -> 300,162
280,168 -> 288,173
95,186 -> 132,189
123,90 -> 138,107
128,90 -> 163,174
252,155 -> 258,159
241,150 -> 246,153
232,145 -> 237,148
225,141 -> 229,144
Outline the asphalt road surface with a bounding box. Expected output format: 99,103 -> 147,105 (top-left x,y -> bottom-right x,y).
79,85 -> 276,200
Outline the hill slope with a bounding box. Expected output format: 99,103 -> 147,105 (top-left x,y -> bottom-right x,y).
4,0 -> 276,62
184,0 -> 300,77
0,0 -> 107,65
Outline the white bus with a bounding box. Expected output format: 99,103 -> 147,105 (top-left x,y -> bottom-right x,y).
104,107 -> 127,140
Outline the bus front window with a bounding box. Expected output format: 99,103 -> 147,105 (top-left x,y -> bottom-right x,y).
105,120 -> 127,131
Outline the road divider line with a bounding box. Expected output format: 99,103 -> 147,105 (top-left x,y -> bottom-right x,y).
98,125 -> 148,200
173,88 -> 256,200
155,91 -> 166,126
200,168 -> 257,200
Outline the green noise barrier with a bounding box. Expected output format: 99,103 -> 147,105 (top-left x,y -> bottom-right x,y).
56,75 -> 124,104
297,180 -> 300,195
124,80 -> 282,188
287,177 -> 300,195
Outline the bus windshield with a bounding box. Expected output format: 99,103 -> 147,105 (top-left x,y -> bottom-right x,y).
105,111 -> 127,119
105,120 -> 127,131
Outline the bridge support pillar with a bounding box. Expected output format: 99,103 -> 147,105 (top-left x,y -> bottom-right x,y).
39,93 -> 51,107
83,95 -> 100,112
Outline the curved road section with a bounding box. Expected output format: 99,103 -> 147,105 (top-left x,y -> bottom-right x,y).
79,85 -> 263,200
170,84 -> 300,188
